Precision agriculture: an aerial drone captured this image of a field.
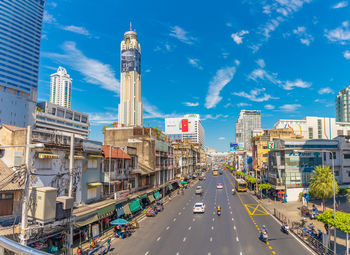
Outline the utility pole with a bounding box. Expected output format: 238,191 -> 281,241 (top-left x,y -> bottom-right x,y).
20,125 -> 32,246
68,133 -> 75,255
109,145 -> 111,195
331,152 -> 336,255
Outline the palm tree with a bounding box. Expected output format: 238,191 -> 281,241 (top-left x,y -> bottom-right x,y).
309,166 -> 339,212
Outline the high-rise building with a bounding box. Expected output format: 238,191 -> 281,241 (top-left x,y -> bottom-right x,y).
0,0 -> 45,127
118,27 -> 143,127
336,86 -> 350,122
235,110 -> 261,151
50,67 -> 72,108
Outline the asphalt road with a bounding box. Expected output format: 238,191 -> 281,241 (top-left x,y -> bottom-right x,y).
110,171 -> 313,255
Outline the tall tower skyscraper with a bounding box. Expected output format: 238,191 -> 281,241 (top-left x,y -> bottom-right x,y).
118,27 -> 143,127
0,0 -> 45,127
336,85 -> 350,122
235,110 -> 261,150
50,67 -> 72,108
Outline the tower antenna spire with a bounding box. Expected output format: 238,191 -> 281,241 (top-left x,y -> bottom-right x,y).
130,21 -> 132,31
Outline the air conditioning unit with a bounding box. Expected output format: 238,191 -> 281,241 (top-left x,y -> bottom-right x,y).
28,187 -> 57,223
56,196 -> 74,210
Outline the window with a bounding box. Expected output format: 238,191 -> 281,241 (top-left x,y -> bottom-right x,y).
348,171 -> 350,177
88,159 -> 98,168
308,127 -> 313,139
344,154 -> 350,159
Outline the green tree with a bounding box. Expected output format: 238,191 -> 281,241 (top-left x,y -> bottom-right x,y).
258,183 -> 271,190
236,171 -> 245,178
247,176 -> 257,190
309,166 -> 339,212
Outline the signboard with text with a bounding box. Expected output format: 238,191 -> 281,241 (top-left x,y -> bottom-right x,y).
267,141 -> 275,149
165,118 -> 195,134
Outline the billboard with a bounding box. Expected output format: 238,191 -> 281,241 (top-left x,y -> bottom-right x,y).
121,49 -> 141,74
230,143 -> 238,152
237,142 -> 244,150
165,118 -> 195,134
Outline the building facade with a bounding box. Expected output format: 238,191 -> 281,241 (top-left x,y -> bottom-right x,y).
50,66 -> 72,108
118,29 -> 143,127
274,116 -> 350,139
35,101 -> 90,138
235,110 -> 261,151
0,0 -> 45,127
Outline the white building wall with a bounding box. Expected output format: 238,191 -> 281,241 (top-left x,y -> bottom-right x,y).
50,67 -> 72,108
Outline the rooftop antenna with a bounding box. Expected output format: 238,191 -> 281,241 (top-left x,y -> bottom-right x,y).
130,21 -> 132,31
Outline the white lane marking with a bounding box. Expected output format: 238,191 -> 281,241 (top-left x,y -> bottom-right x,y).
183,207 -> 185,210
212,218 -> 215,222
232,218 -> 234,221
234,225 -> 236,230
240,252 -> 243,255
211,226 -> 214,230
178,212 -> 182,215
236,236 -> 239,242
213,212 -> 215,215
230,211 -> 233,214
176,252 -> 180,255
188,226 -> 192,230
183,237 -> 187,242
229,206 -> 231,209
166,226 -> 170,230
210,237 -> 213,242
145,252 -> 149,255
173,218 -> 176,222
193,218 -> 196,222
208,253 -> 211,255
156,237 -> 161,242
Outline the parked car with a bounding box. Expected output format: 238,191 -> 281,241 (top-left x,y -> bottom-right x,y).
195,186 -> 203,195
193,202 -> 205,213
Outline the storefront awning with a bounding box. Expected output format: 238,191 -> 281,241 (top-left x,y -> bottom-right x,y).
139,194 -> 147,200
75,214 -> 99,227
97,204 -> 115,218
116,207 -> 124,217
88,182 -> 103,187
148,195 -> 155,203
103,180 -> 121,185
38,153 -> 59,159
123,204 -> 131,215
154,191 -> 162,200
129,199 -> 141,213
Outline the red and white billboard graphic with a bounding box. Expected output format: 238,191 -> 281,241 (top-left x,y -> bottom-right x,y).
181,119 -> 188,132
165,117 -> 195,135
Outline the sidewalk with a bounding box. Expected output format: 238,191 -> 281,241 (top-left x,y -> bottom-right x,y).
249,190 -> 349,254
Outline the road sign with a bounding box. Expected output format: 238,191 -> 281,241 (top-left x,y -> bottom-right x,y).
267,141 -> 275,149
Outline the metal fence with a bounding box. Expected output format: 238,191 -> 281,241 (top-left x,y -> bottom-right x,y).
273,208 -> 334,255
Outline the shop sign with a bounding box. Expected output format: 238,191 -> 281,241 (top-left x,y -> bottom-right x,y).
114,190 -> 129,200
92,224 -> 99,238
267,141 -> 275,149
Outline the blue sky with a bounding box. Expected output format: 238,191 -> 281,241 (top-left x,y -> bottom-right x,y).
39,0 -> 350,152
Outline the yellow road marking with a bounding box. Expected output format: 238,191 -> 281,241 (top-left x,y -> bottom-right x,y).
272,251 -> 276,254
269,246 -> 273,250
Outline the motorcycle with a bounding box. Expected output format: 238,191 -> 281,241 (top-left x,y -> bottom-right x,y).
310,211 -> 317,220
217,210 -> 221,216
260,231 -> 268,243
232,189 -> 235,195
281,224 -> 290,234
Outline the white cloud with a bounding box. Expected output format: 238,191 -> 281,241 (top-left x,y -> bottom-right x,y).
47,2 -> 57,7
218,137 -> 226,140
89,112 -> 117,125
202,114 -> 229,120
183,102 -> 199,107
282,79 -> 311,90
188,58 -> 203,70
231,30 -> 249,44
226,22 -> 232,27
237,102 -> 251,107
169,26 -> 196,45
344,50 -> 350,59
253,0 -> 312,51
235,59 -> 240,66
43,41 -> 120,94
332,1 -> 348,8
318,87 -> 334,94
62,25 -> 90,36
233,88 -> 278,102
279,104 -> 301,112
256,59 -> 265,68
43,10 -> 56,24
293,26 -> 314,46
205,66 -> 236,109
325,21 -> 350,44
264,104 -> 275,110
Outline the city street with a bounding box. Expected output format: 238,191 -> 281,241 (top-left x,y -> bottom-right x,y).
111,171 -> 313,255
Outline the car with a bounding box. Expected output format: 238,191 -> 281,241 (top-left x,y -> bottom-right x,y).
216,183 -> 223,189
193,202 -> 205,213
195,186 -> 203,195
219,170 -> 223,175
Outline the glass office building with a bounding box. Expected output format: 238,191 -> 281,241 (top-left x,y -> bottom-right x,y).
0,0 -> 45,127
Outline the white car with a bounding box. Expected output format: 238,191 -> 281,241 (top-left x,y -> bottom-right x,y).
216,183 -> 223,189
193,202 -> 205,213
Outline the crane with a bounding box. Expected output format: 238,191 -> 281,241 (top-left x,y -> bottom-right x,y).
102,122 -> 118,133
